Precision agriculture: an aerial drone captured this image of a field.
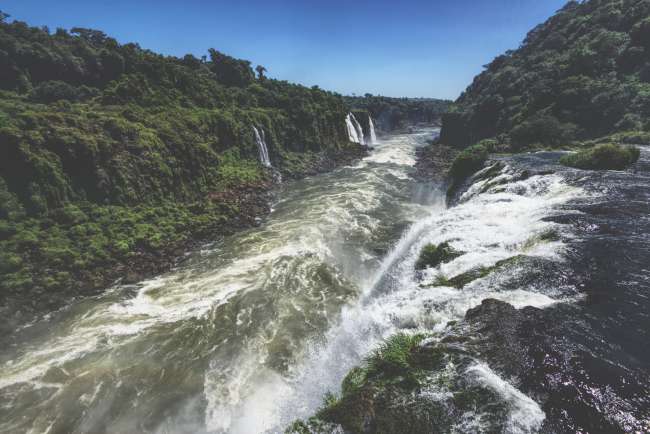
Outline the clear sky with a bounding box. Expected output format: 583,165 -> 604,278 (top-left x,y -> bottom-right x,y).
3,0 -> 568,100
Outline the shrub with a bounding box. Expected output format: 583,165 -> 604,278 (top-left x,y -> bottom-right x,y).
50,205 -> 88,225
29,81 -> 80,103
560,143 -> 640,170
0,252 -> 22,273
448,144 -> 489,183
415,242 -> 463,270
364,333 -> 426,379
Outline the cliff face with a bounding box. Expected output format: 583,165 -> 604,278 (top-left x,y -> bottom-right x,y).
440,0 -> 650,149
0,13 -> 366,325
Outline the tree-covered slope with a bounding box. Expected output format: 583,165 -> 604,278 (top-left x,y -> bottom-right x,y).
0,12 -> 357,215
440,0 -> 650,149
0,11 -> 366,325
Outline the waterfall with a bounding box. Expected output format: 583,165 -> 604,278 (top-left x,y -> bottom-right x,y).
253,126 -> 272,167
350,113 -> 365,145
345,113 -> 361,144
369,115 -> 377,145
345,113 -> 366,145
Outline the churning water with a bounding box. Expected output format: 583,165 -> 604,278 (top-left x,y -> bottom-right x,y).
1,130 -> 648,434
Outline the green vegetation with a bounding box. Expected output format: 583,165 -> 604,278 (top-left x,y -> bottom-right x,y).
0,12 -> 364,307
287,331 -> 511,433
445,140 -> 506,199
440,0 -> 650,150
560,143 -> 641,170
448,143 -> 489,183
415,242 -> 464,270
345,95 -> 450,131
330,333 -> 434,402
0,199 -> 255,296
292,333 -> 448,434
357,333 -> 434,385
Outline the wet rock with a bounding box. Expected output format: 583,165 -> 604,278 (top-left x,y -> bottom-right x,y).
414,242 -> 463,270
462,298 -> 650,434
413,144 -> 458,182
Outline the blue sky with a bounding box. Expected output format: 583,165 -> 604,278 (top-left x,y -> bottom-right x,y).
4,0 -> 568,99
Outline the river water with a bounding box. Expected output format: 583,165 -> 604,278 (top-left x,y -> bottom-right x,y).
1,129 -> 648,433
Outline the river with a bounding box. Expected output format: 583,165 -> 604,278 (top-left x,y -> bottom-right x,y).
1,129 -> 648,434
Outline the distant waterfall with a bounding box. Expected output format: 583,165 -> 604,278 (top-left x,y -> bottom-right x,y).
345,114 -> 361,144
369,116 -> 377,145
253,126 -> 272,167
345,113 -> 365,145
351,114 -> 365,145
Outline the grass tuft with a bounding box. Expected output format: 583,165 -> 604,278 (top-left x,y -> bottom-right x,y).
560,143 -> 640,170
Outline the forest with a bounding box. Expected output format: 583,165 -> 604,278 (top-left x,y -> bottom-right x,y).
439,0 -> 650,150
0,11 -> 375,321
345,95 -> 450,131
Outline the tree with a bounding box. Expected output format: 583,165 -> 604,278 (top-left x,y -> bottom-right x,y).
208,49 -> 254,87
255,65 -> 267,81
70,27 -> 108,45
0,11 -> 9,23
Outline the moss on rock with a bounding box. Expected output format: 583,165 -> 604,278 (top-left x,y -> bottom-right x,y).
415,242 -> 463,270
430,255 -> 527,289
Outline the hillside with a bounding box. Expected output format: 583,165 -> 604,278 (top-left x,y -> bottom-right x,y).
439,0 -> 650,149
0,12 -> 367,328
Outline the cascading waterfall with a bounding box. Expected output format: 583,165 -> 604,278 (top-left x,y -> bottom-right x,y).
253,126 -> 272,167
351,113 -> 365,145
369,115 -> 377,144
345,113 -> 361,144
345,113 -> 366,145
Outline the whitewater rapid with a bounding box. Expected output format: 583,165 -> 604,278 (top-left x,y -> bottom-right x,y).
0,128 -> 586,434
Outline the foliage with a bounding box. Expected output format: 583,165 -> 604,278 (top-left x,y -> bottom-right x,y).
560,143 -> 640,170
0,200 -> 244,295
315,333 -> 435,417
363,333 -> 431,382
439,0 -> 650,148
510,115 -> 577,149
448,143 -> 489,183
208,49 -> 255,87
414,242 -> 463,270
298,333 -> 451,434
345,95 -> 451,131
0,12 -> 363,301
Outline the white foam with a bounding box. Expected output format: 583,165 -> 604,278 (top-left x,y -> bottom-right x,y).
466,363 -> 546,433
269,166 -> 583,430
2,142 -> 585,434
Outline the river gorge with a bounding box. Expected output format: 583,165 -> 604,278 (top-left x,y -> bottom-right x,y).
2,128 -> 648,433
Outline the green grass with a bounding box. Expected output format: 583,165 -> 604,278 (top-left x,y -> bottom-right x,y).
560,143 -> 640,170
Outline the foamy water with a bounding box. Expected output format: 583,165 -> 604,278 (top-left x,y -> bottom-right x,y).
0,128 -> 587,434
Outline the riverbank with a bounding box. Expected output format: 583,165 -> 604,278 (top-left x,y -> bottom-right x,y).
413,142 -> 458,182
0,130 -> 427,434
0,143 -> 369,339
